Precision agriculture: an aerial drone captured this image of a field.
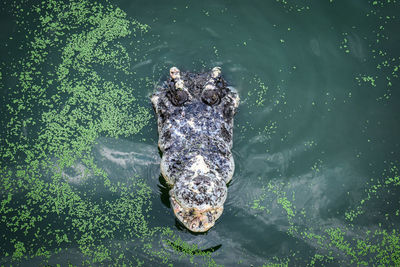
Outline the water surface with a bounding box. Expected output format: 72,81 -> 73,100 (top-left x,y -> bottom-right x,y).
1,0 -> 400,266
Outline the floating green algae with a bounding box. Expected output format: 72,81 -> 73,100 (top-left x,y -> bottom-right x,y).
243,1 -> 400,264
244,41 -> 400,266
248,161 -> 400,266
275,0 -> 311,13
2,0 -> 400,266
0,1 -> 218,265
339,0 -> 400,101
1,0 -> 154,264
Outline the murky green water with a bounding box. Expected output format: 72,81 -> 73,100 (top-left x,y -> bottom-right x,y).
1,0 -> 400,266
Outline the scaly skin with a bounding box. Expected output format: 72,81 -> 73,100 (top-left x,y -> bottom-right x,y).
151,67 -> 239,232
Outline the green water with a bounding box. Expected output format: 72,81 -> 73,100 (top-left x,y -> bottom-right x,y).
1,0 -> 400,266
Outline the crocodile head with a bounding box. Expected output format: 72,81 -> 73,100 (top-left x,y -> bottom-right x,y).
152,66 -> 239,232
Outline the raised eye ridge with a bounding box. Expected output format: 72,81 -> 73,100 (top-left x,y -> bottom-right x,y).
201,89 -> 221,106
168,89 -> 189,106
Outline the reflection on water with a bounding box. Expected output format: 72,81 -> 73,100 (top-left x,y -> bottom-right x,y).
94,138 -> 160,179
1,0 -> 400,265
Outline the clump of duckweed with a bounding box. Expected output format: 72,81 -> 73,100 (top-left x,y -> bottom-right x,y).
0,0 -> 210,265
345,163 -> 400,223
142,228 -> 221,266
355,74 -> 377,87
341,1 -> 400,101
242,1 -> 400,265
250,183 -> 270,213
339,32 -> 350,53
310,159 -> 323,174
275,0 -> 311,13
263,121 -> 278,140
252,77 -> 269,107
246,75 -> 286,109
266,181 -> 297,234
308,253 -> 334,267
261,256 -> 290,267
238,75 -> 287,150
250,163 -> 400,265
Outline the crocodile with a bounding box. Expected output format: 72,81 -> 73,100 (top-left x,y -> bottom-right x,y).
151,67 -> 239,232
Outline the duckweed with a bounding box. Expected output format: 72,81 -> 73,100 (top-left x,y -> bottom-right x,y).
0,0 -> 207,265
2,0 -> 400,266
249,162 -> 400,265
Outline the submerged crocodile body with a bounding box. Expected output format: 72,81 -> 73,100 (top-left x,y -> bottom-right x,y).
151,67 -> 239,232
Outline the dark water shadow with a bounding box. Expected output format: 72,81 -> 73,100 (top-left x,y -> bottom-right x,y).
166,237 -> 222,254
158,174 -> 171,209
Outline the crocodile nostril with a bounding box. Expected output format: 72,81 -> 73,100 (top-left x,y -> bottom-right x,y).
188,209 -> 195,216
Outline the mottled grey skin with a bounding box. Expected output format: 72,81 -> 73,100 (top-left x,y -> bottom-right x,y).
151,67 -> 239,232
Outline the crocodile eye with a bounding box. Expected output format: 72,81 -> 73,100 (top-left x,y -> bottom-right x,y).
168,89 -> 188,106
176,90 -> 188,103
201,89 -> 220,106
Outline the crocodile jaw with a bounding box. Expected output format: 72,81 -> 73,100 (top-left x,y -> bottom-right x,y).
170,193 -> 223,232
